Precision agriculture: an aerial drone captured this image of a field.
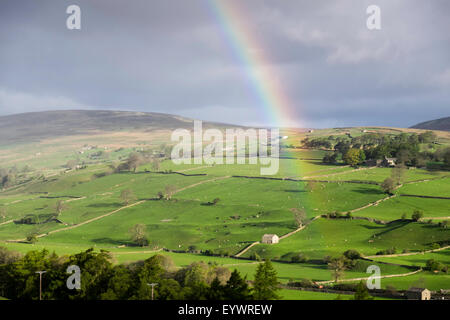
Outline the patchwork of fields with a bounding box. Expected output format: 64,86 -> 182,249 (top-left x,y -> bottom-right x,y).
1,126 -> 449,300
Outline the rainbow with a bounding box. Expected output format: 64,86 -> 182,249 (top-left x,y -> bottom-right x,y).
207,0 -> 328,240
207,0 -> 299,128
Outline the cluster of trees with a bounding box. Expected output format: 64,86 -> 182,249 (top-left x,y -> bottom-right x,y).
376,247 -> 397,255
114,145 -> 172,174
129,224 -> 149,247
381,165 -> 407,194
301,136 -> 335,149
317,132 -> 449,169
290,208 -> 307,227
425,259 -> 448,273
115,152 -> 144,172
325,250 -> 362,283
157,185 -> 177,201
342,149 -> 366,167
323,211 -> 353,220
0,247 -> 281,300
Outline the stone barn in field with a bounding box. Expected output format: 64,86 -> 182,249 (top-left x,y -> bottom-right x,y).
406,288 -> 431,300
261,234 -> 279,244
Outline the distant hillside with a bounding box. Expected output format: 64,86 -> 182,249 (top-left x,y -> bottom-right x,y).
0,110 -> 240,144
410,117 -> 450,131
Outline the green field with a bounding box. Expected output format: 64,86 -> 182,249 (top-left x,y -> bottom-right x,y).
398,177 -> 450,197
345,271 -> 450,291
243,218 -> 449,260
370,249 -> 450,267
325,167 -> 448,183
354,196 -> 450,221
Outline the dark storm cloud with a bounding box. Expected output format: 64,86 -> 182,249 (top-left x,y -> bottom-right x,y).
0,0 -> 449,128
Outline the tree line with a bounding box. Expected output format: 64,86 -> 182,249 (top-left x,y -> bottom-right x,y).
302,132 -> 450,169
0,247 -> 280,300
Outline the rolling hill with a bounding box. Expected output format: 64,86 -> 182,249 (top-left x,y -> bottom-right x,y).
411,116 -> 450,131
0,110 -> 241,145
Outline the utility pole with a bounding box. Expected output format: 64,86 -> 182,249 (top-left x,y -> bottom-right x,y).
147,283 -> 158,300
35,271 -> 47,300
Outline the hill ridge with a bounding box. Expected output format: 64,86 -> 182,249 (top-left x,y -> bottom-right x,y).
0,109 -> 241,144
410,116 -> 450,131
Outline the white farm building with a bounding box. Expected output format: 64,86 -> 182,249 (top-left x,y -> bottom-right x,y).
261,234 -> 279,244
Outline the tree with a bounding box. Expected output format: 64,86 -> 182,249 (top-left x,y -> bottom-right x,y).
163,185 -> 177,200
353,281 -> 374,300
129,224 -> 148,247
418,131 -> 437,144
100,265 -> 134,300
396,149 -> 410,165
0,247 -> 22,264
253,260 -> 280,300
151,158 -> 161,172
207,277 -> 225,300
391,165 -> 406,185
328,257 -> 346,283
334,141 -> 350,156
188,245 -> 198,253
120,189 -> 136,205
290,208 -> 307,228
323,153 -> 338,164
222,269 -> 253,300
343,249 -> 361,260
66,159 -> 78,170
381,177 -> 396,194
26,233 -> 38,244
343,149 -> 365,167
125,153 -> 142,172
54,200 -> 69,217
411,210 -> 424,222
67,248 -> 113,300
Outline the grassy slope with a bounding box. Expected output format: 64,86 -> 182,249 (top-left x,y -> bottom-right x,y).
398,177 -> 450,197
354,196 -> 450,221
371,249 -> 450,267
243,219 -> 449,260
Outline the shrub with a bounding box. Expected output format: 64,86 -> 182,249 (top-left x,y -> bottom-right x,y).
26,233 -> 38,244
431,243 -> 441,250
343,249 -> 361,260
290,253 -> 308,263
381,178 -> 395,194
411,210 -> 424,222
426,259 -> 445,272
288,278 -> 315,288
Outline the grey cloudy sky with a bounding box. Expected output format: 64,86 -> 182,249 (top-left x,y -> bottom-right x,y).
0,0 -> 449,128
